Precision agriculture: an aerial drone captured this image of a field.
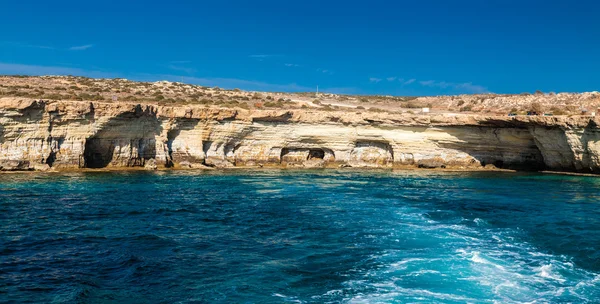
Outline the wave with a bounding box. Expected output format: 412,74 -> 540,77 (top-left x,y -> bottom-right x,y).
313,208 -> 600,303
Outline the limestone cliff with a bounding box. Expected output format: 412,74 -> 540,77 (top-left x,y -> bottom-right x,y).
1,97 -> 599,174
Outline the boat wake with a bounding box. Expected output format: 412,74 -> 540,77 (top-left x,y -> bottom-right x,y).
315,206 -> 600,303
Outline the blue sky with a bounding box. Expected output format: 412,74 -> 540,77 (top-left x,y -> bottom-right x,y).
1,0 -> 599,95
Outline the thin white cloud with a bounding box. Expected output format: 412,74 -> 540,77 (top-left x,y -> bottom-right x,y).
403,78 -> 416,85
316,68 -> 334,75
249,54 -> 282,62
249,54 -> 274,58
169,60 -> 191,64
419,80 -> 488,93
368,75 -> 485,92
1,41 -> 56,50
3,41 -> 96,51
166,65 -> 196,74
284,63 -> 300,67
69,44 -> 93,51
249,54 -> 284,62
0,62 -> 114,78
453,82 -> 489,94
372,76 -> 415,85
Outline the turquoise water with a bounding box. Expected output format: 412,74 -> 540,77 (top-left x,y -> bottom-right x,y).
1,170 -> 599,303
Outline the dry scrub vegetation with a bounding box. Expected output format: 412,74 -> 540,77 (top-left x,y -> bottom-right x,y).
1,75 -> 599,115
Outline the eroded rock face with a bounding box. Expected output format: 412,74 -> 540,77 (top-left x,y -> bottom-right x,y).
1,97 -> 600,174
349,142 -> 393,167
280,148 -> 334,168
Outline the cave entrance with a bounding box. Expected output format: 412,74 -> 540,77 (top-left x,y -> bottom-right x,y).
307,149 -> 325,160
83,139 -> 114,168
280,148 -> 332,165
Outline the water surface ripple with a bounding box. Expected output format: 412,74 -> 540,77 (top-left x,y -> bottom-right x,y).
1,170 -> 599,303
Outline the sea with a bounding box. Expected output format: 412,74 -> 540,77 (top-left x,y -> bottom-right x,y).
1,170 -> 599,303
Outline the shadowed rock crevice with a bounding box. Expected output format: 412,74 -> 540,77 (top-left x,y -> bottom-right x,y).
308,149 -> 325,160
82,107 -> 162,168
202,141 -> 215,167
581,124 -> 600,174
84,137 -> 159,168
44,137 -> 64,167
434,127 -> 546,171
202,140 -> 238,167
16,100 -> 46,122
166,119 -> 201,167
280,148 -> 335,167
529,122 -> 600,173
224,143 -> 239,165
83,139 -> 113,168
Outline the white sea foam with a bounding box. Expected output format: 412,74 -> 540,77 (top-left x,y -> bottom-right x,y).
474,218 -> 488,226
272,293 -> 305,303
388,258 -> 428,269
469,251 -> 506,270
324,289 -> 343,296
337,208 -> 600,304
536,264 -> 566,283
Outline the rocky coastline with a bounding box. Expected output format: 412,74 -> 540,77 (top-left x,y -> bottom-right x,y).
1,97 -> 598,174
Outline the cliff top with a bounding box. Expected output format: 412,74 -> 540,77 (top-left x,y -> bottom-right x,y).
1,96 -> 597,130
1,75 -> 600,116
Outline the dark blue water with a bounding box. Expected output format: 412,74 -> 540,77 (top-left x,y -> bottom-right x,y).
1,170 -> 599,303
